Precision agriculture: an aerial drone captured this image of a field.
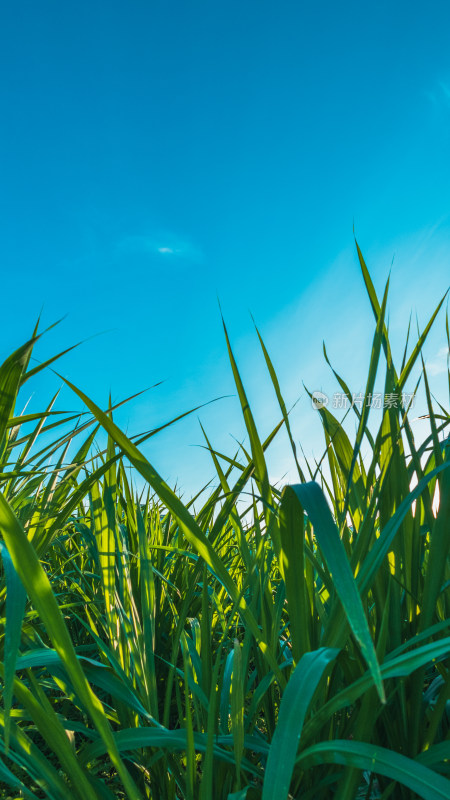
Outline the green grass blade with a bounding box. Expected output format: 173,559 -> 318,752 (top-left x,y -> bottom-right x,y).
289,481 -> 385,702
0,338 -> 36,443
279,486 -> 310,661
297,739 -> 450,800
358,460 -> 450,597
231,638 -> 245,787
58,374 -> 285,684
0,752 -> 35,799
0,491 -> 143,800
301,635 -> 450,746
221,315 -> 277,547
253,320 -> 305,482
0,540 -> 26,750
262,647 -> 339,800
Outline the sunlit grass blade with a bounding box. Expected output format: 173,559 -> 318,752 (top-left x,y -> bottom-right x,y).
57,373 -> 285,683
0,540 -> 26,750
0,338 -> 36,443
221,314 -> 277,547
278,485 -> 311,661
21,340 -> 82,384
253,318 -> 305,482
0,491 -> 143,800
357,460 -> 450,598
231,638 -> 245,788
341,274 -> 389,521
288,482 -> 385,702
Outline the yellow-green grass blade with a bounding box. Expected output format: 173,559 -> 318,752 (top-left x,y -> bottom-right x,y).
289,481 -> 385,702
16,648 -> 161,727
398,292 -> 448,391
35,398 -> 226,556
80,727 -> 262,778
199,574 -> 212,700
261,647 -> 339,800
0,491 -> 143,800
136,502 -> 159,719
6,408 -> 84,429
357,460 -> 450,598
0,338 -> 36,444
322,342 -> 375,450
200,642 -> 228,800
231,638 -> 245,787
0,540 -> 26,750
311,402 -> 365,518
253,319 -> 305,482
279,486 -> 311,662
8,410 -> 85,465
420,438 -> 450,632
21,341 -> 82,384
200,423 -> 253,572
421,355 -> 443,466
7,391 -> 69,482
355,237 -> 447,391
17,386 -> 158,471
400,312 -> 412,373
181,632 -> 195,800
221,316 -> 277,549
342,274 -> 389,521
296,739 -> 450,800
91,476 -> 118,652
17,665 -> 101,800
58,374 -> 285,684
446,308 -> 450,402
209,418 -> 285,543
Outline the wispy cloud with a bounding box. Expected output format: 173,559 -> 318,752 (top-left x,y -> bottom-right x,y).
426,346 -> 449,376
118,232 -> 203,263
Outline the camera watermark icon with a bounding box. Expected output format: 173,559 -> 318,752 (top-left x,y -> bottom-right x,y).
311,391 -> 329,409
312,391 -> 415,411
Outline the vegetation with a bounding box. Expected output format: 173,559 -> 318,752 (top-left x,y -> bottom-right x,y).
0,244 -> 449,799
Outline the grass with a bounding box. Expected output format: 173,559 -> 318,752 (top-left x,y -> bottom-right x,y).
0,241 -> 449,799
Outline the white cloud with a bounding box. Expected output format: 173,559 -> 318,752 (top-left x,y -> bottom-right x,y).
118,232 -> 203,263
426,346 -> 449,376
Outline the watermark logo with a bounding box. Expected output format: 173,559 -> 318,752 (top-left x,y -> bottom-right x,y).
311,390 -> 329,409
311,391 -> 415,410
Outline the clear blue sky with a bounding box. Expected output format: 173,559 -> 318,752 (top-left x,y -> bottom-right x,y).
2,1 -> 450,493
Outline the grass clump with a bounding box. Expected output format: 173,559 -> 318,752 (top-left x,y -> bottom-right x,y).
0,242 -> 449,800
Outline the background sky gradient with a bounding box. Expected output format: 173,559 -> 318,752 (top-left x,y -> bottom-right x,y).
1,1 -> 450,494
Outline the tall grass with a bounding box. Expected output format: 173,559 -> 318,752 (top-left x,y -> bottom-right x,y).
0,243 -> 449,799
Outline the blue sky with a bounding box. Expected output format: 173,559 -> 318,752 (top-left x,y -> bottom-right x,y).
1,1 -> 450,493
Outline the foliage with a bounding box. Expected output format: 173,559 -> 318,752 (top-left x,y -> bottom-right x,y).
0,243 -> 449,800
